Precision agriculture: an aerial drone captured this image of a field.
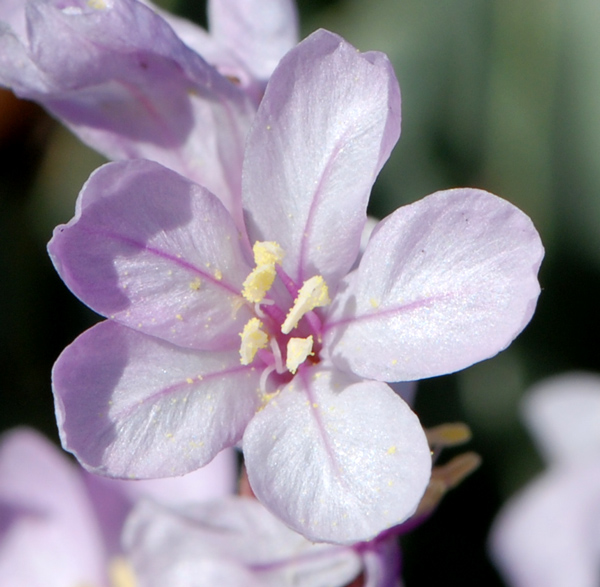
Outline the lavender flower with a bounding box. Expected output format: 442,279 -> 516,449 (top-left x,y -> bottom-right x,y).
490,373 -> 600,587
48,29 -> 543,544
0,427 -> 234,586
123,496 -> 400,587
0,0 -> 298,225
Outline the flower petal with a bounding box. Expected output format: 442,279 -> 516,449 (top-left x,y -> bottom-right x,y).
124,497 -> 361,587
242,29 -> 401,288
209,0 -> 298,82
490,462 -> 600,587
48,159 -> 253,351
0,428 -> 105,587
523,372 -> 600,466
1,0 -> 253,220
243,367 -> 431,544
325,188 -> 544,381
82,448 -> 236,555
52,320 -> 262,478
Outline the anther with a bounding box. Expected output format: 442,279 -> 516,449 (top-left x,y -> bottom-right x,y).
286,336 -> 314,374
239,318 -> 269,365
241,241 -> 285,303
281,276 -> 331,334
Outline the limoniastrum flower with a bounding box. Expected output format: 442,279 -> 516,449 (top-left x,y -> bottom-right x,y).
49,29 -> 544,544
0,0 -> 298,227
490,373 -> 600,587
0,427 -> 234,587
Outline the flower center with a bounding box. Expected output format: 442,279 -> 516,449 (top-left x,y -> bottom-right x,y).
238,242 -> 330,378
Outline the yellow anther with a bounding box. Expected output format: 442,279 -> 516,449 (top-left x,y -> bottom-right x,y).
241,241 -> 285,303
242,264 -> 277,303
108,556 -> 137,587
253,241 -> 285,266
426,423 -> 472,449
239,318 -> 269,365
281,276 -> 331,334
286,336 -> 314,374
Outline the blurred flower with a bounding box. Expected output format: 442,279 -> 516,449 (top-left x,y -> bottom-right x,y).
0,427 -> 235,587
48,28 -> 543,545
0,0 -> 298,227
123,496 -> 401,587
490,373 -> 600,587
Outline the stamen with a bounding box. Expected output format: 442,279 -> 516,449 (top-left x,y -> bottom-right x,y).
239,318 -> 269,365
281,276 -> 331,334
253,241 -> 285,266
259,364 -> 277,396
242,264 -> 277,303
254,298 -> 274,319
270,337 -> 286,374
286,336 -> 314,374
415,452 -> 482,518
426,423 -> 472,449
241,241 -> 285,303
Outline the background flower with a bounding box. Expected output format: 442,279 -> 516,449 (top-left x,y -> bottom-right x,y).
0,427 -> 235,586
489,373 -> 600,587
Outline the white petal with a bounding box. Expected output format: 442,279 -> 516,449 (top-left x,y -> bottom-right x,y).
243,367 -> 431,544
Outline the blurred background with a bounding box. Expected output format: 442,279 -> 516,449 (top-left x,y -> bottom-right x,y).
2,0 -> 599,584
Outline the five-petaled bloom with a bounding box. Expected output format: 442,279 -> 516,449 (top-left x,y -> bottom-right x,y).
49,29 -> 544,544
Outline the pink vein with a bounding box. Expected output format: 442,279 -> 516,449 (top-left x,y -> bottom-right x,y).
299,368 -> 347,488
115,363 -> 255,421
322,293 -> 454,333
297,128 -> 355,283
80,225 -> 241,295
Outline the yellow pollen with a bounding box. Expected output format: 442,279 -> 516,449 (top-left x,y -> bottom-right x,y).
286,336 -> 314,374
242,264 -> 277,303
253,241 -> 285,266
87,0 -> 107,9
108,556 -> 137,587
239,318 -> 269,365
241,241 -> 285,303
281,276 -> 331,334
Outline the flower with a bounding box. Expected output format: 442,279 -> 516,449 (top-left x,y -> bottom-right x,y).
123,496 -> 400,587
0,0 -> 298,225
0,427 -> 235,586
49,29 -> 543,545
490,373 -> 600,587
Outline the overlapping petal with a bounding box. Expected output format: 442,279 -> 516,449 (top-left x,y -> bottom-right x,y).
53,320 -> 262,478
324,188 -> 544,381
0,0 -> 254,220
209,0 -> 298,83
243,367 -> 431,544
124,497 -> 361,587
242,29 -> 401,288
48,159 -> 253,351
